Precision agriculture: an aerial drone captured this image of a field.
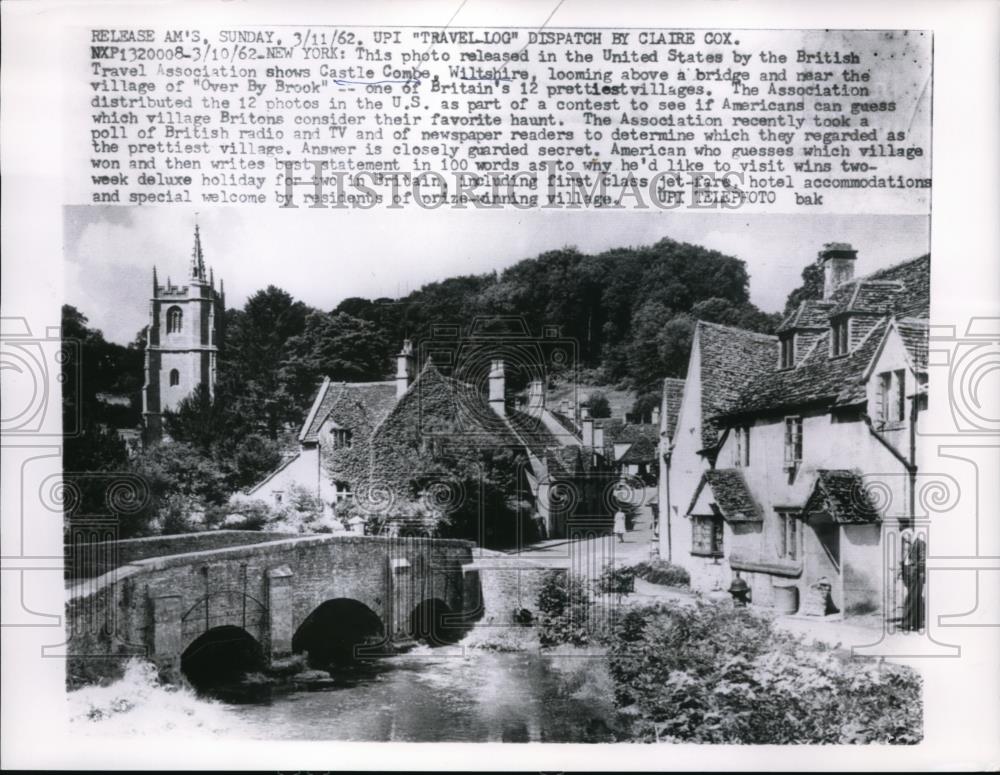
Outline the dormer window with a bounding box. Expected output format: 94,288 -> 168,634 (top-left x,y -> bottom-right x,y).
831,318 -> 849,356
779,335 -> 795,369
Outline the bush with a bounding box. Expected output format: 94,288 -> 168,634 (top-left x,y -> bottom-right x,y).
596,565 -> 637,598
536,570 -> 596,647
606,601 -> 922,744
631,559 -> 690,588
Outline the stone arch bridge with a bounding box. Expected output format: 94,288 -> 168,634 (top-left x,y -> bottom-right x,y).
65,533 -> 481,682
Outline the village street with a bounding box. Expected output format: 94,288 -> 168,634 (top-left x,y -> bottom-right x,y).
487,490 -> 920,667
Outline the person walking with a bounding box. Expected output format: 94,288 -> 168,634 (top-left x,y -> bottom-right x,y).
613,508 -> 627,543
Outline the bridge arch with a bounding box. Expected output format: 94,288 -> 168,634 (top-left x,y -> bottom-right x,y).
181,625 -> 264,691
292,598 -> 385,667
408,597 -> 468,645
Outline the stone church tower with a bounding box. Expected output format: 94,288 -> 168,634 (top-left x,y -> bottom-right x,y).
142,225 -> 224,441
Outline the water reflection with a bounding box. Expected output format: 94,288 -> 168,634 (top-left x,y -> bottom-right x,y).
226,645 -> 628,742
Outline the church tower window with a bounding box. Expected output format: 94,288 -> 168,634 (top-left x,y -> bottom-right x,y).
169,369 -> 180,386
167,306 -> 183,334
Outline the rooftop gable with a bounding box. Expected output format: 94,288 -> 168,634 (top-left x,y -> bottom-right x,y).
696,321 -> 779,449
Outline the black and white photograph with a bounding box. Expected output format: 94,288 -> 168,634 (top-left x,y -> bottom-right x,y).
2,1 -> 998,771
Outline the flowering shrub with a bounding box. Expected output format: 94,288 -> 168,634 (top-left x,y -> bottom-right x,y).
605,601 -> 921,744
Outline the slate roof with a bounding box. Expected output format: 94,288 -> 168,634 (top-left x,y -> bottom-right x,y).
778,299 -> 835,333
660,377 -> 685,441
828,254 -> 930,319
549,410 -> 581,437
618,433 -> 658,464
697,321 -> 779,449
803,469 -> 882,523
507,408 -> 563,457
545,446 -> 598,476
687,468 -> 762,522
895,318 -> 929,370
720,254 -> 930,418
300,380 -> 396,443
391,361 -> 525,448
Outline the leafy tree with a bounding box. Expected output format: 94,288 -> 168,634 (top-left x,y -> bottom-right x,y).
630,392 -> 661,424
783,259 -> 825,317
586,390 -> 612,419
220,286 -> 313,436
281,310 -> 390,403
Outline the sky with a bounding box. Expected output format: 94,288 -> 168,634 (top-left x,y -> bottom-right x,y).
63,207 -> 930,345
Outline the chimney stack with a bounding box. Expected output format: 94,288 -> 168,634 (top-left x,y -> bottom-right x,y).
582,415 -> 594,446
560,399 -> 569,414
651,405 -> 661,427
820,242 -> 858,299
581,405 -> 591,420
395,339 -> 415,399
594,423 -> 605,450
488,358 -> 506,416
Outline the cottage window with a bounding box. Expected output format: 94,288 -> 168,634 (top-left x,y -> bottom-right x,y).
334,481 -> 352,502
169,368 -> 180,386
691,514 -> 723,557
878,369 -> 907,425
783,416 -> 803,467
331,429 -> 353,448
776,510 -> 800,560
733,426 -> 751,467
831,319 -> 850,356
779,335 -> 795,369
166,306 -> 183,334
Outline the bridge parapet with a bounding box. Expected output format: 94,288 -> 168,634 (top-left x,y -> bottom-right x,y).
65,532 -> 479,684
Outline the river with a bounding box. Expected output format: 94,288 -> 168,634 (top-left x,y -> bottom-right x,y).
225,645 -> 630,742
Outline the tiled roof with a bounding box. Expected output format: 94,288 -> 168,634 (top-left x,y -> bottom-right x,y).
730,319 -> 887,415
507,408 -> 563,457
397,361 -> 525,448
661,377 -> 685,441
549,410 -> 581,437
722,255 -> 930,418
545,446 -> 598,475
687,468 -> 762,522
895,318 -> 929,370
803,469 -> 882,523
828,254 -> 930,318
301,380 -> 396,443
778,299 -> 835,333
697,321 -> 779,448
618,434 -> 657,464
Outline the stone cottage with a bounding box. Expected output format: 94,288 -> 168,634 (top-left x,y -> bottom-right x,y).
247,340 -> 610,541
660,245 -> 930,619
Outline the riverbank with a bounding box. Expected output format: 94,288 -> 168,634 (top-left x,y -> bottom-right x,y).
67,640 -> 629,742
